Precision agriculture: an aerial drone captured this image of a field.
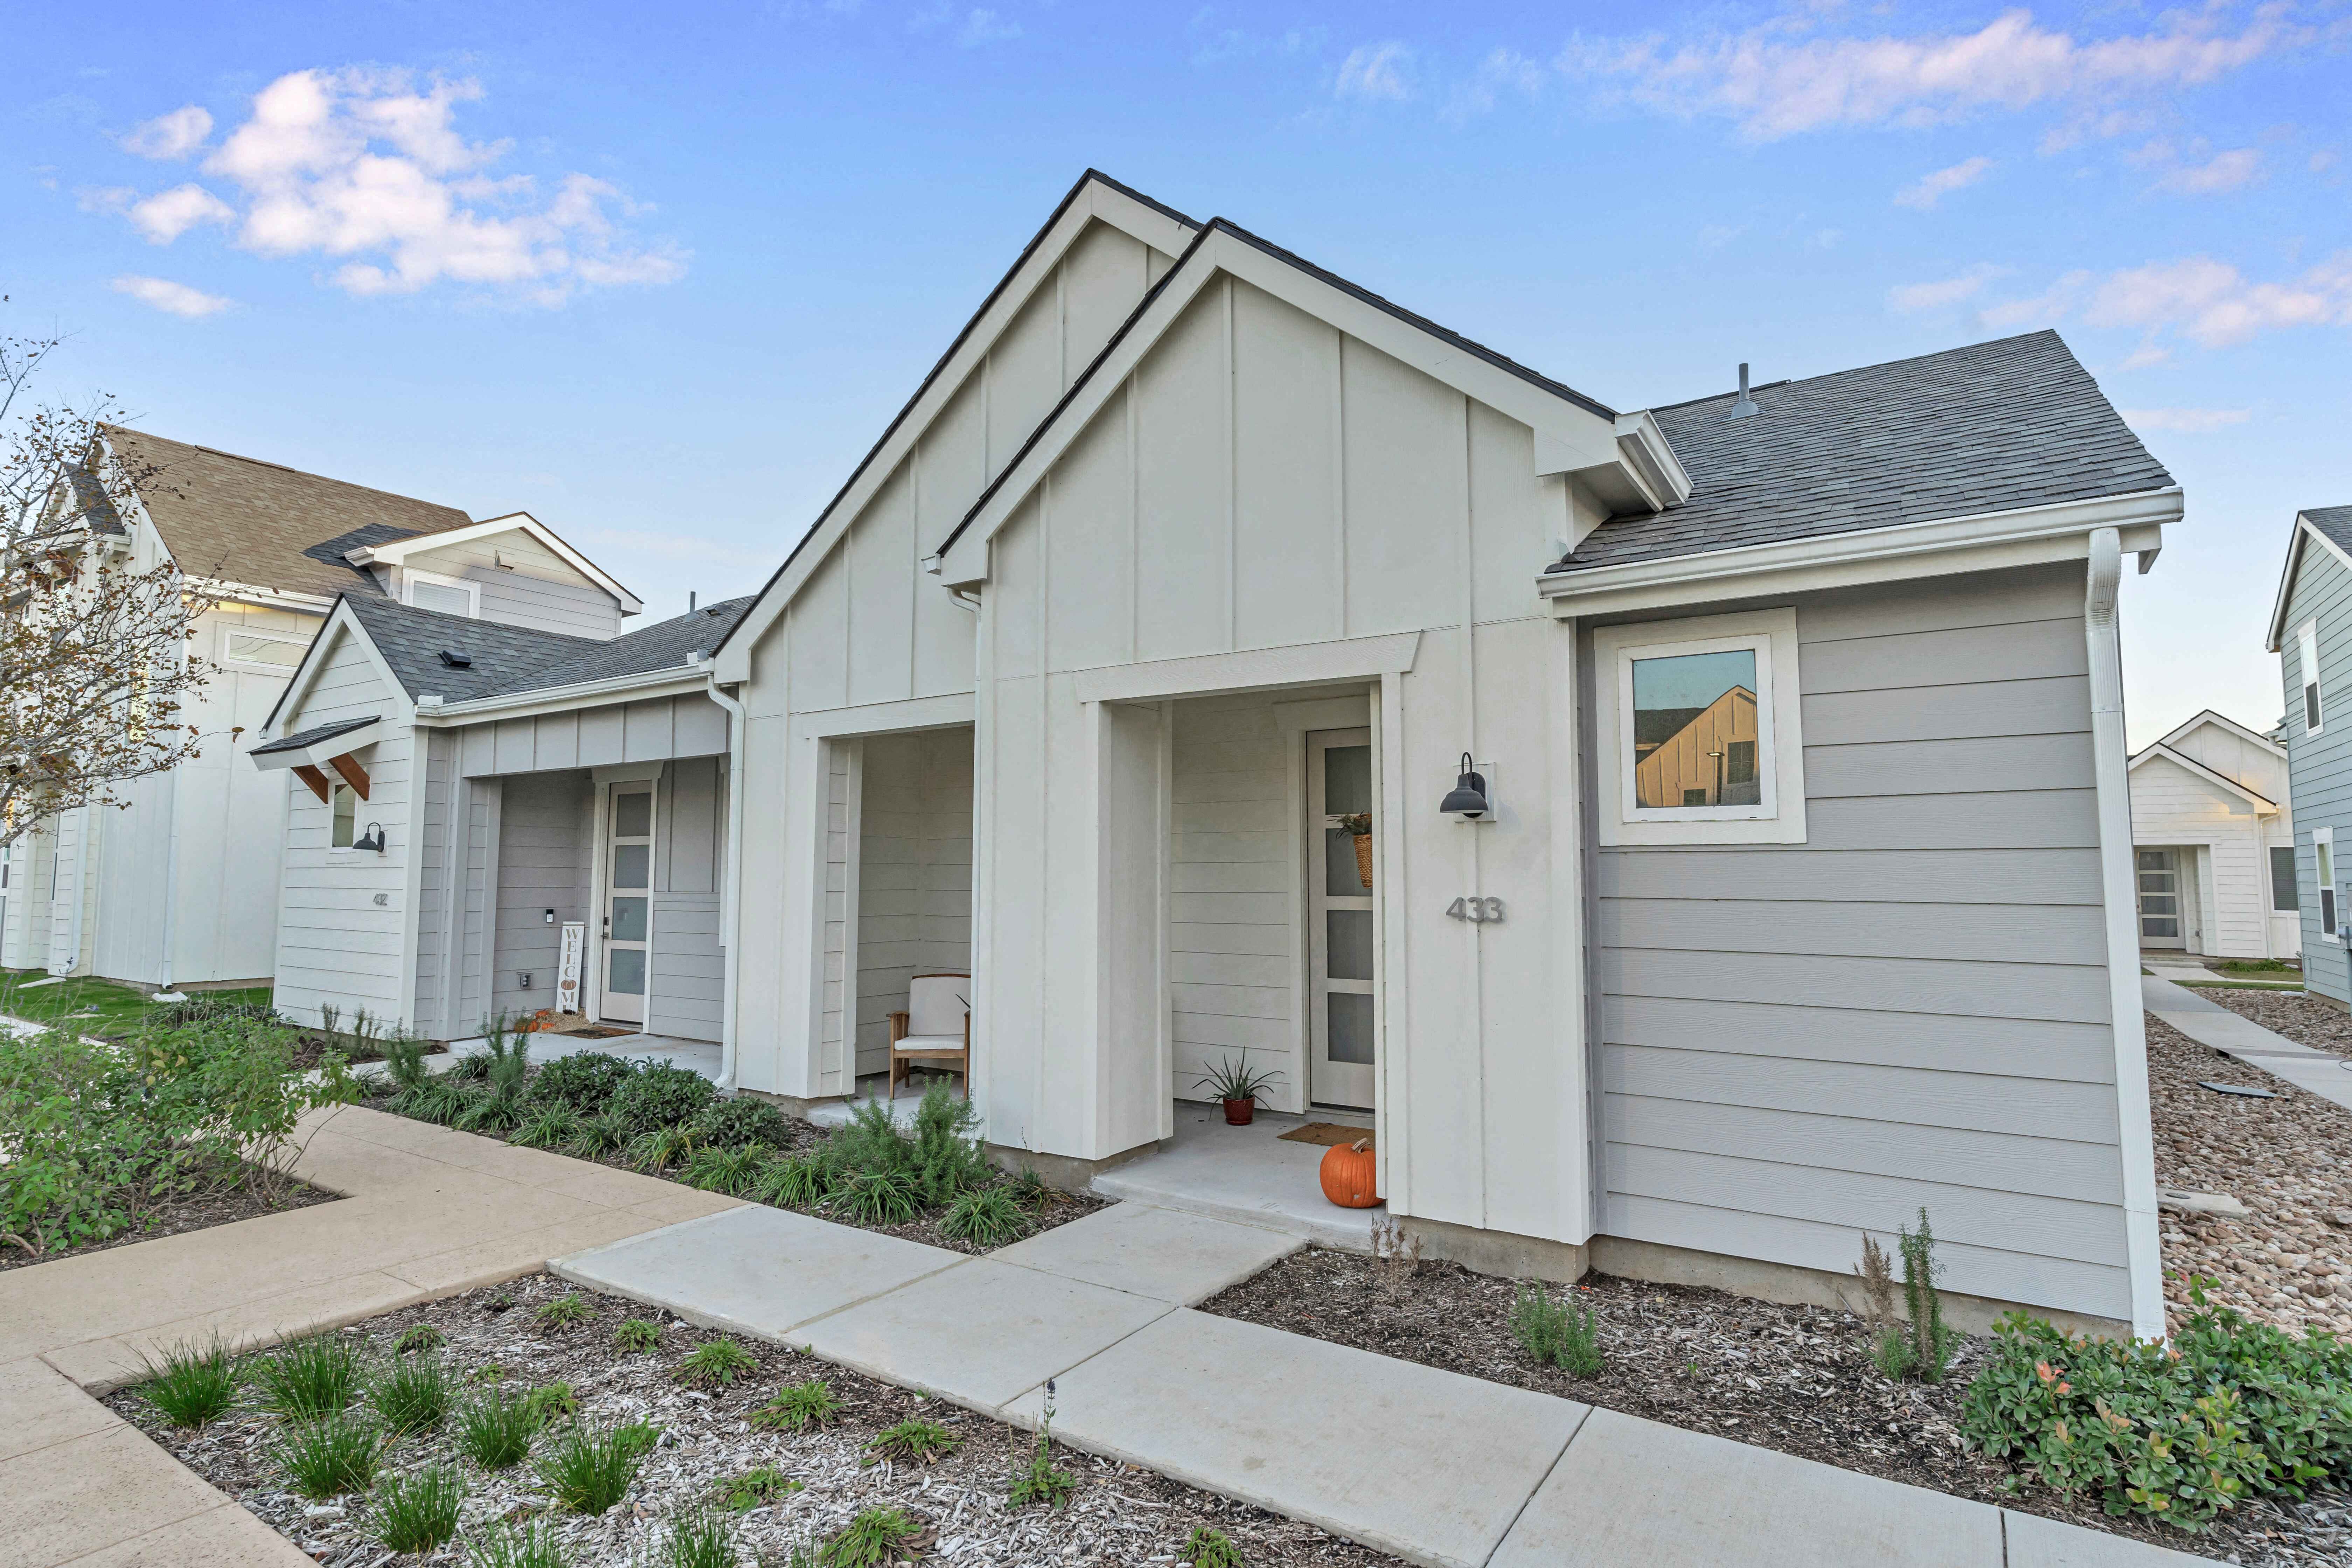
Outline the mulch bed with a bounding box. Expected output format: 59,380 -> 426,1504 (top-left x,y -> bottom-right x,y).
110,1273 -> 1403,1568
294,1037 -> 449,1069
0,1166 -> 339,1274
2204,986 -> 2352,1059
2146,1013 -> 2352,1338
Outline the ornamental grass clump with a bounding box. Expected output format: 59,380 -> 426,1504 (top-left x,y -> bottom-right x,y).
614,1318 -> 662,1354
370,1354 -> 456,1434
718,1463 -> 802,1513
535,1292 -> 592,1330
1509,1282 -> 1603,1377
370,1463 -> 465,1553
675,1338 -> 758,1389
252,1335 -> 365,1421
464,1520 -> 572,1568
751,1151 -> 831,1210
940,1185 -> 1028,1248
831,1168 -> 918,1226
510,1102 -> 586,1151
453,1389 -> 541,1470
131,1338 -> 241,1428
752,1377 -> 843,1431
682,1142 -> 767,1196
1961,1283 -> 2352,1531
662,1507 -> 740,1568
394,1323 -> 448,1356
274,1414 -> 384,1498
534,1420 -> 657,1514
816,1506 -> 923,1567
864,1416 -> 960,1466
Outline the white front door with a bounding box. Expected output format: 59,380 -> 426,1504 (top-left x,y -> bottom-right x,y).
1308,729 -> 1376,1109
602,783 -> 654,1025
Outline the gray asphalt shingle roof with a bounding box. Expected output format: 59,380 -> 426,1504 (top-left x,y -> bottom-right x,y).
2301,505 -> 2352,552
252,715 -> 379,755
338,593 -> 754,705
1552,330 -> 2174,574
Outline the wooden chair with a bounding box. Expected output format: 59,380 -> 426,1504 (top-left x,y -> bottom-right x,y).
888,972 -> 970,1099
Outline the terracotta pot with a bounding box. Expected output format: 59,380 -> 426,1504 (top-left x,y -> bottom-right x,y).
1351,832 -> 1374,890
1320,1137 -> 1380,1208
1222,1097 -> 1255,1126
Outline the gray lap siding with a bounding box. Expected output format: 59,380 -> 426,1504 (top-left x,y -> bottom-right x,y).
1584,562 -> 2133,1322
2280,541 -> 2352,1005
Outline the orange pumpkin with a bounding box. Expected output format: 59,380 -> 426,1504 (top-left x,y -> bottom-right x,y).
1319,1138 -> 1380,1208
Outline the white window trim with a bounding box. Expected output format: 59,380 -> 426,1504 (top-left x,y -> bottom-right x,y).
2315,826 -> 2338,943
216,620 -> 312,675
403,567 -> 481,618
2298,621 -> 2323,736
329,781 -> 357,853
1594,607 -> 1807,847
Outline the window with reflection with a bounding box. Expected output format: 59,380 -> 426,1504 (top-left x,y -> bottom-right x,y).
1631,649 -> 1761,809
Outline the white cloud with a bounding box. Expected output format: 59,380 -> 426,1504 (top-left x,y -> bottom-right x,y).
1977,252 -> 2352,347
99,68 -> 685,305
120,104 -> 212,159
1336,40 -> 1414,101
957,7 -> 1020,46
2118,406 -> 2251,433
1895,155 -> 1994,210
1887,263 -> 2007,313
1446,48 -> 1547,118
1559,7 -> 2295,140
125,182 -> 236,243
112,275 -> 231,317
2156,146 -> 2262,194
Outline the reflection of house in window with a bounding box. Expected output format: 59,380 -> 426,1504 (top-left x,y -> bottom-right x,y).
1635,685 -> 1760,808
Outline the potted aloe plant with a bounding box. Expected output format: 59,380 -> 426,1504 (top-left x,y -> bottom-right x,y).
1195,1056 -> 1284,1125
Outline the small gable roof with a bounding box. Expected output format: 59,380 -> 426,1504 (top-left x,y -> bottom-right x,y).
2156,708 -> 2285,759
2127,740 -> 2278,813
101,425 -> 474,600
1552,332 -> 2174,575
2265,504 -> 2352,651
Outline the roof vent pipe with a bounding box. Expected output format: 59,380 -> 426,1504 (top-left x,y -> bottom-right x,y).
1728,362 -> 1760,419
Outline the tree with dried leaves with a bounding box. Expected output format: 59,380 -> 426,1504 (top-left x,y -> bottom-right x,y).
0,333 -> 217,845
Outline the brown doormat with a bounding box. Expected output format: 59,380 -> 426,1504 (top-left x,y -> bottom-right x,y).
1278,1122 -> 1375,1149
550,1025 -> 633,1040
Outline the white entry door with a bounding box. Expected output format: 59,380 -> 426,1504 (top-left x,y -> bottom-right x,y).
1308,729 -> 1376,1109
603,783 -> 654,1025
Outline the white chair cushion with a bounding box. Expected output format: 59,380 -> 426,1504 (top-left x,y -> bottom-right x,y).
907,974 -> 970,1036
895,1033 -> 965,1052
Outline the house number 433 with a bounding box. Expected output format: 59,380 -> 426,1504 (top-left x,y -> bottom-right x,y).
1446,897 -> 1505,923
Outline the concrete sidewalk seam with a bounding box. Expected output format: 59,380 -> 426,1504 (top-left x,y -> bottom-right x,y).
1476,1401 -> 1593,1568
992,1299 -> 1182,1423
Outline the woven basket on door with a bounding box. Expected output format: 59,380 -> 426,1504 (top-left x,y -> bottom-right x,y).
1351,832 -> 1373,889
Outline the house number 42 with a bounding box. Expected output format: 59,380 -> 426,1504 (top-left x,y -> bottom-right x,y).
1446,897 -> 1505,923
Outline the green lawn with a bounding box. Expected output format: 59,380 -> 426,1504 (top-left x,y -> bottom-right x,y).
0,970 -> 273,1034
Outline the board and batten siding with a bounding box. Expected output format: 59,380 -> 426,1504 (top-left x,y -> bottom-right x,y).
1587,563 -> 2134,1321
734,214 -> 1178,1097
456,696 -> 728,778
273,628 -> 413,1029
2279,540 -> 2352,1004
854,729 -> 974,1077
649,755 -> 725,1040
399,530 -> 625,640
490,771 -> 590,1019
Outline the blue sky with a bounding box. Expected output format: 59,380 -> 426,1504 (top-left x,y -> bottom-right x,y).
11,0 -> 2348,744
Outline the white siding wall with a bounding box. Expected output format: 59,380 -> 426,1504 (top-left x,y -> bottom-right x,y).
398,530 -> 626,640
820,746 -> 851,1083
854,729 -> 974,1076
2129,753 -> 2281,958
649,755 -> 725,1040
455,697 -> 728,777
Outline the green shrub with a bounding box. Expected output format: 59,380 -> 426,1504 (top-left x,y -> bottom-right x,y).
693,1095 -> 789,1148
663,1507 -> 740,1568
609,1062 -> 716,1133
394,1076 -> 471,1126
371,1354 -> 456,1434
718,1463 -> 803,1513
464,1520 -> 572,1568
453,1390 -> 540,1470
534,1421 -> 653,1514
816,1507 -> 922,1567
378,1032 -> 435,1096
906,1085 -> 993,1204
864,1416 -> 960,1465
614,1318 -> 662,1354
1182,1526 -> 1245,1568
751,1377 -> 842,1431
528,1052 -> 636,1111
675,1339 -> 757,1389
1895,1210 -> 1957,1383
454,1080 -> 529,1134
0,1015 -> 354,1258
1962,1290 -> 2352,1530
535,1293 -> 592,1330
831,1169 -> 918,1226
940,1185 -> 1028,1248
523,1381 -> 580,1426
510,1103 -> 586,1150
626,1124 -> 701,1173
682,1142 -> 766,1195
393,1323 -> 448,1356
751,1151 -> 831,1209
131,1338 -> 241,1428
1509,1283 -> 1603,1377
252,1335 -> 365,1421
274,1414 -> 384,1498
371,1463 -> 465,1552
563,1113 -> 632,1159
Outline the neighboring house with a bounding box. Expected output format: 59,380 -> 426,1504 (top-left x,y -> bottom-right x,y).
255,592 -> 746,1039
0,430 -> 638,987
2127,711 -> 2297,961
2265,504 -> 2352,1005
271,171 -> 2183,1339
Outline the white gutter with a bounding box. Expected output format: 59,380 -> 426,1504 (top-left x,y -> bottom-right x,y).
2086,526 -> 2166,1340
412,666 -> 710,726
707,678 -> 748,1093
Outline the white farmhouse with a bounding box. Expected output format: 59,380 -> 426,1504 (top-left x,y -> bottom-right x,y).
0,431 -> 639,989
2127,711 -> 2298,961
262,172 -> 2185,1339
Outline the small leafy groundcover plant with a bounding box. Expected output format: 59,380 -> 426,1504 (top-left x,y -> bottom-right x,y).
1960,1285 -> 2352,1530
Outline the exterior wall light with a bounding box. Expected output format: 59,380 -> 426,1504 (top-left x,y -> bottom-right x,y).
1440,753 -> 1492,821
354,822 -> 387,854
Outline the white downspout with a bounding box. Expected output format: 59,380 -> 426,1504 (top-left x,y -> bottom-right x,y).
707,678 -> 748,1093
2086,526 -> 2165,1339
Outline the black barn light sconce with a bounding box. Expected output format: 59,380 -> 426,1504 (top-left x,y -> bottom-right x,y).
353,821 -> 387,854
1439,753 -> 1492,821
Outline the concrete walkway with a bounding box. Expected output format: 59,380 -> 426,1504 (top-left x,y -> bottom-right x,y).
0,1106 -> 740,1568
1091,1102 -> 1384,1249
2144,974 -> 2352,1113
556,1200 -> 2203,1567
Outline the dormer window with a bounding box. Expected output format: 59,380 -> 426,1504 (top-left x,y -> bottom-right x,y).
404,569 -> 480,618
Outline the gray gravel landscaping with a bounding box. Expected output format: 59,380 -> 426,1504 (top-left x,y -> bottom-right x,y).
111,1272 -> 1404,1567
